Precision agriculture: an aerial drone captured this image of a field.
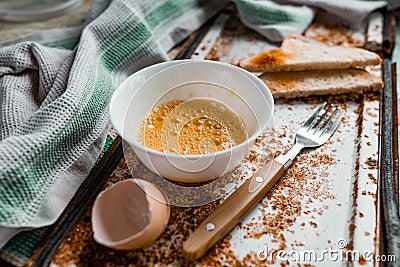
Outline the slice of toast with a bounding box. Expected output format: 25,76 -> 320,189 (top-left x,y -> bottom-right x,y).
239,35 -> 382,72
259,69 -> 383,99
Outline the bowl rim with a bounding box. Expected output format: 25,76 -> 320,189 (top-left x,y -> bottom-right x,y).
109,59 -> 274,159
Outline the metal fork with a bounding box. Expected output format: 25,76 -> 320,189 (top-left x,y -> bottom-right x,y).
275,102 -> 344,169
182,103 -> 344,261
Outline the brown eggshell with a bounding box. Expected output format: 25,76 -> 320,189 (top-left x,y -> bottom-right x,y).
92,179 -> 169,250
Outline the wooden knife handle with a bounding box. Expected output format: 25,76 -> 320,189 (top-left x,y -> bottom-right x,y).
182,159 -> 285,261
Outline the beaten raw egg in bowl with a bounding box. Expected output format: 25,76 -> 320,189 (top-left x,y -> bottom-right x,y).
109,59 -> 274,183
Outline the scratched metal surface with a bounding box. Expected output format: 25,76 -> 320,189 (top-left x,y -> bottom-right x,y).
50,11 -> 382,267
189,13 -> 381,266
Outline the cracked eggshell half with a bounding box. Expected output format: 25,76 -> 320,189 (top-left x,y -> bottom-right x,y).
91,178 -> 170,250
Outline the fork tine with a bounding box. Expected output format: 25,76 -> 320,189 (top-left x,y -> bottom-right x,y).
310,105 -> 333,131
302,102 -> 327,128
315,107 -> 340,136
322,109 -> 344,139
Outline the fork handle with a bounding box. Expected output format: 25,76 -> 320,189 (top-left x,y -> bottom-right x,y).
182,159 -> 285,261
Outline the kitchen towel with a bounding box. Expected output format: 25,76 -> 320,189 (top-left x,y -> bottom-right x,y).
233,0 -> 387,42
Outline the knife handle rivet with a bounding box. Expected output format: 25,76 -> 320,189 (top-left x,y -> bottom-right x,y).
205,223 -> 215,231
255,176 -> 263,183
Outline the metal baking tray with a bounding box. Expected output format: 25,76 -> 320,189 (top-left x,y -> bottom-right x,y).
14,9 -> 398,267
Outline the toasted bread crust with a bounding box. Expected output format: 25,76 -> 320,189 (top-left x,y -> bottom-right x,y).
239,35 -> 382,72
259,69 -> 383,99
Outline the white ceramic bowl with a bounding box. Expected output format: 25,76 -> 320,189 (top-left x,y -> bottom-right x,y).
109,60 -> 274,183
